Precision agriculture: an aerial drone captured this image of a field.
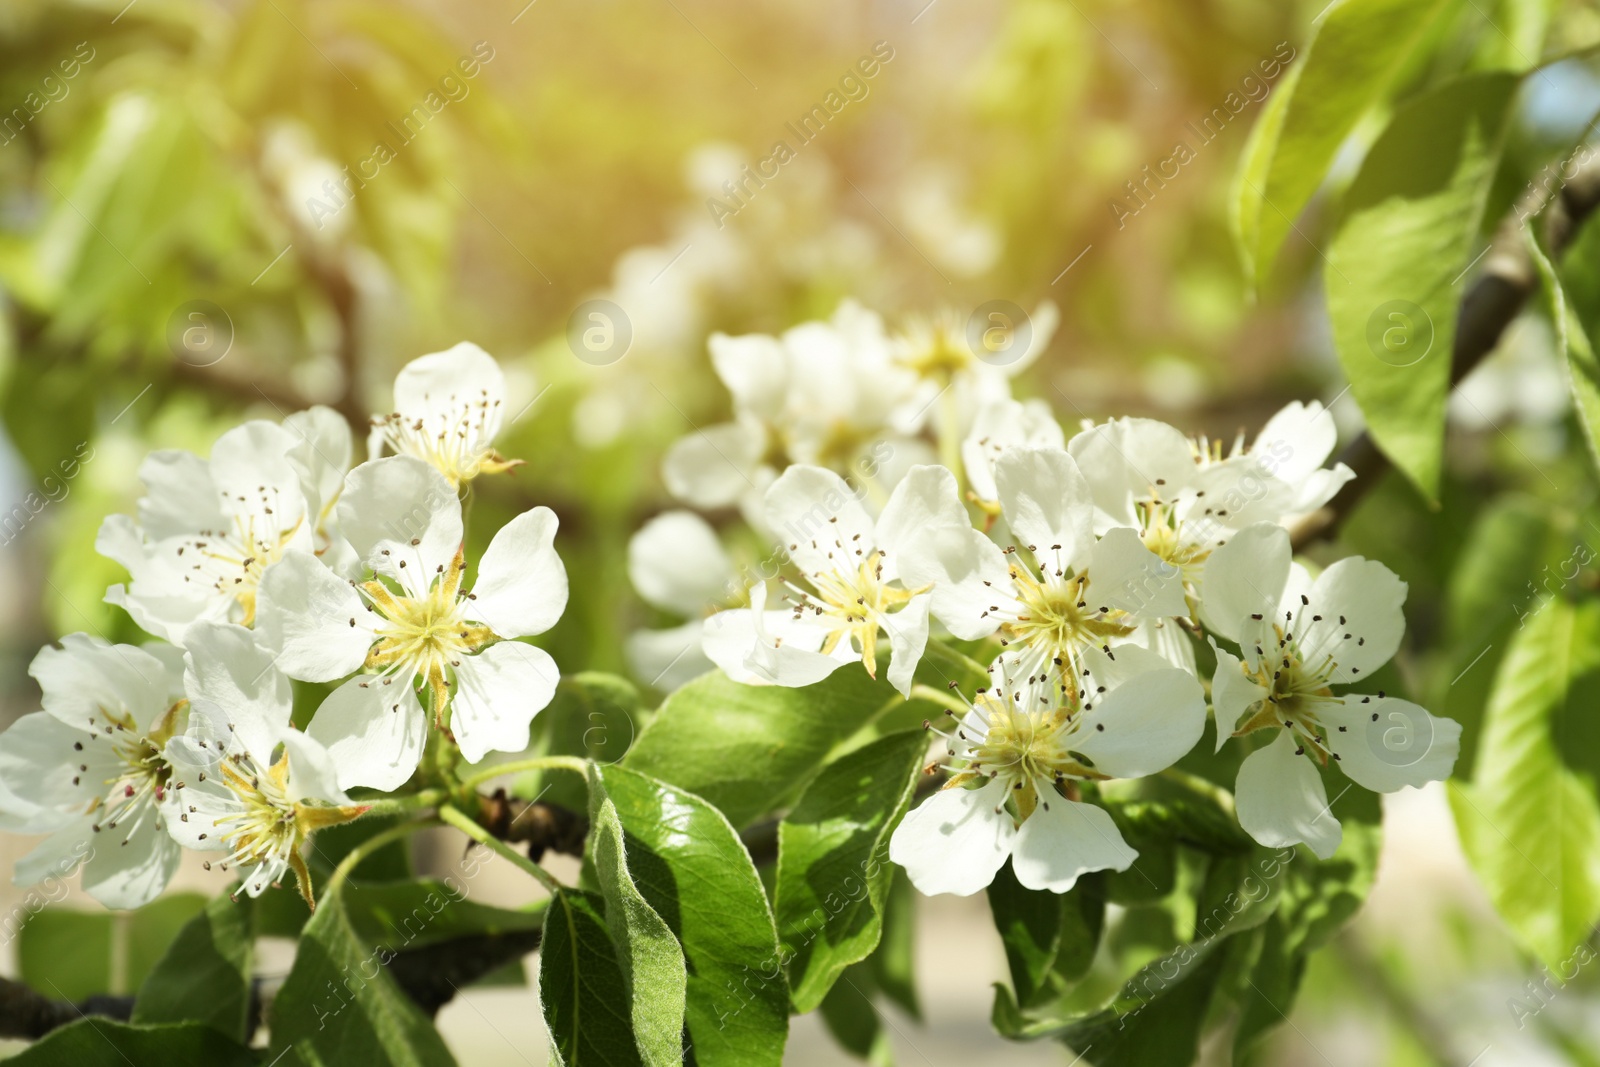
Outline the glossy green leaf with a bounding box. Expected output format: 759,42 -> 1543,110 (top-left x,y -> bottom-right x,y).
587,777 -> 688,1067
269,885 -> 457,1067
1325,72 -> 1521,500
1451,597 -> 1600,969
342,879 -> 547,952
540,888 -> 646,1067
1232,0 -> 1460,283
1,1019 -> 256,1067
596,764 -> 789,1066
131,893 -> 253,1040
775,729 -> 927,1012
987,863 -> 1105,1010
1533,211 -> 1600,477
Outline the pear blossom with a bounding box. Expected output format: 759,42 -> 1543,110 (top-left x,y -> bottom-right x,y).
0,636 -> 186,909
96,419 -> 334,645
662,301 -> 930,522
891,301 -> 1058,433
890,648 -> 1205,895
368,343 -> 521,488
256,456 -> 567,778
1203,523 -> 1461,858
163,622 -> 367,907
1187,400 -> 1355,524
962,398 -> 1066,506
624,510 -> 735,691
701,464 -> 950,697
897,446 -> 1189,681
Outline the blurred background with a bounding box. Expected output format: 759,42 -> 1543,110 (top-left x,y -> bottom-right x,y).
0,0 -> 1597,1063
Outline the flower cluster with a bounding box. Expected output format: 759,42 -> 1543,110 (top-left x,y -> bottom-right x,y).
0,345 -> 567,909
629,303 -> 1460,896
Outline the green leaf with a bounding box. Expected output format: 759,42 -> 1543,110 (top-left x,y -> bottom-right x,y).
817,962 -> 894,1066
595,764 -> 789,1066
268,885 -> 457,1067
1232,0 -> 1460,283
1531,212 -> 1600,477
868,870 -> 920,1020
587,776 -> 689,1066
131,893 -> 253,1040
621,665 -> 902,829
540,888 -> 646,1067
1,1019 -> 256,1067
1324,71 -> 1521,500
1451,597 -> 1600,969
987,864 -> 1106,1009
774,729 -> 927,1012
342,879 -> 547,952
18,893 -> 207,1001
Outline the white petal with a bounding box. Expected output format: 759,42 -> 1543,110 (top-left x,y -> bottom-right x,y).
1199,522 -> 1291,642
1251,400 -> 1337,484
1073,666 -> 1206,778
337,456 -> 463,591
625,621 -> 713,692
1125,617 -> 1197,673
1068,417 -> 1197,531
471,507 -> 568,639
0,714 -> 104,832
1208,639 -> 1269,752
451,642 -> 560,764
884,594 -> 932,698
80,816 -> 180,910
392,342 -> 507,446
627,511 -> 732,616
95,514 -> 144,572
30,635 -> 168,732
897,524 -> 1012,642
1235,731 -> 1340,859
889,779 -> 1016,897
134,450 -> 223,539
182,622 -> 293,768
14,820 -> 95,888
700,604 -> 848,688
255,552 -> 373,682
281,730 -> 352,805
662,421 -> 766,510
962,400 -> 1066,503
307,678 -> 426,792
1012,798 -> 1137,893
709,332 -> 788,422
994,447 -> 1094,568
209,421 -> 309,533
1325,696 -> 1461,792
1293,557 -> 1407,684
1088,528 -> 1187,618
764,465 -> 877,578
874,465 -> 970,571
281,405 -> 354,522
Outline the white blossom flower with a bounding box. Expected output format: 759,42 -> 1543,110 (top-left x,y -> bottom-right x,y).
1188,400 -> 1355,524
890,648 -> 1205,895
0,636 -> 186,909
96,419 -> 327,646
897,446 -> 1188,683
662,301 -> 929,521
163,622 -> 367,907
368,343 -> 521,488
624,510 -> 734,692
891,301 -> 1058,433
256,456 -> 567,778
701,464 -> 947,697
963,398 -> 1066,506
1204,523 -> 1461,858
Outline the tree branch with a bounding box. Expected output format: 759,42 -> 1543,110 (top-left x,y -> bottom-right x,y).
1291,155 -> 1600,550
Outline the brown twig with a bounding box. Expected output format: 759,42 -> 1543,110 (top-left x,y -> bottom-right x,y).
1291,156 -> 1600,550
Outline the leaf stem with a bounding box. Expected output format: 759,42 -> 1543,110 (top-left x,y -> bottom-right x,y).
439,804 -> 564,895
459,755 -> 589,792
326,818 -> 438,897
356,788 -> 449,819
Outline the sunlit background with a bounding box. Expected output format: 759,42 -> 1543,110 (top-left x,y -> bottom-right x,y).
1,0 -> 1598,1063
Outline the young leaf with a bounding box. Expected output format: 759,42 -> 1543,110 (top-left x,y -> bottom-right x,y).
131,892 -> 254,1040
1324,71 -> 1521,501
1451,597 -> 1600,969
1531,214 -> 1600,477
595,764 -> 790,1066
1232,0 -> 1461,284
775,729 -> 927,1012
987,863 -> 1106,1009
621,665 -> 903,828
268,885 -> 457,1067
540,888 -> 647,1067
1,1019 -> 256,1067
588,777 -> 689,1066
